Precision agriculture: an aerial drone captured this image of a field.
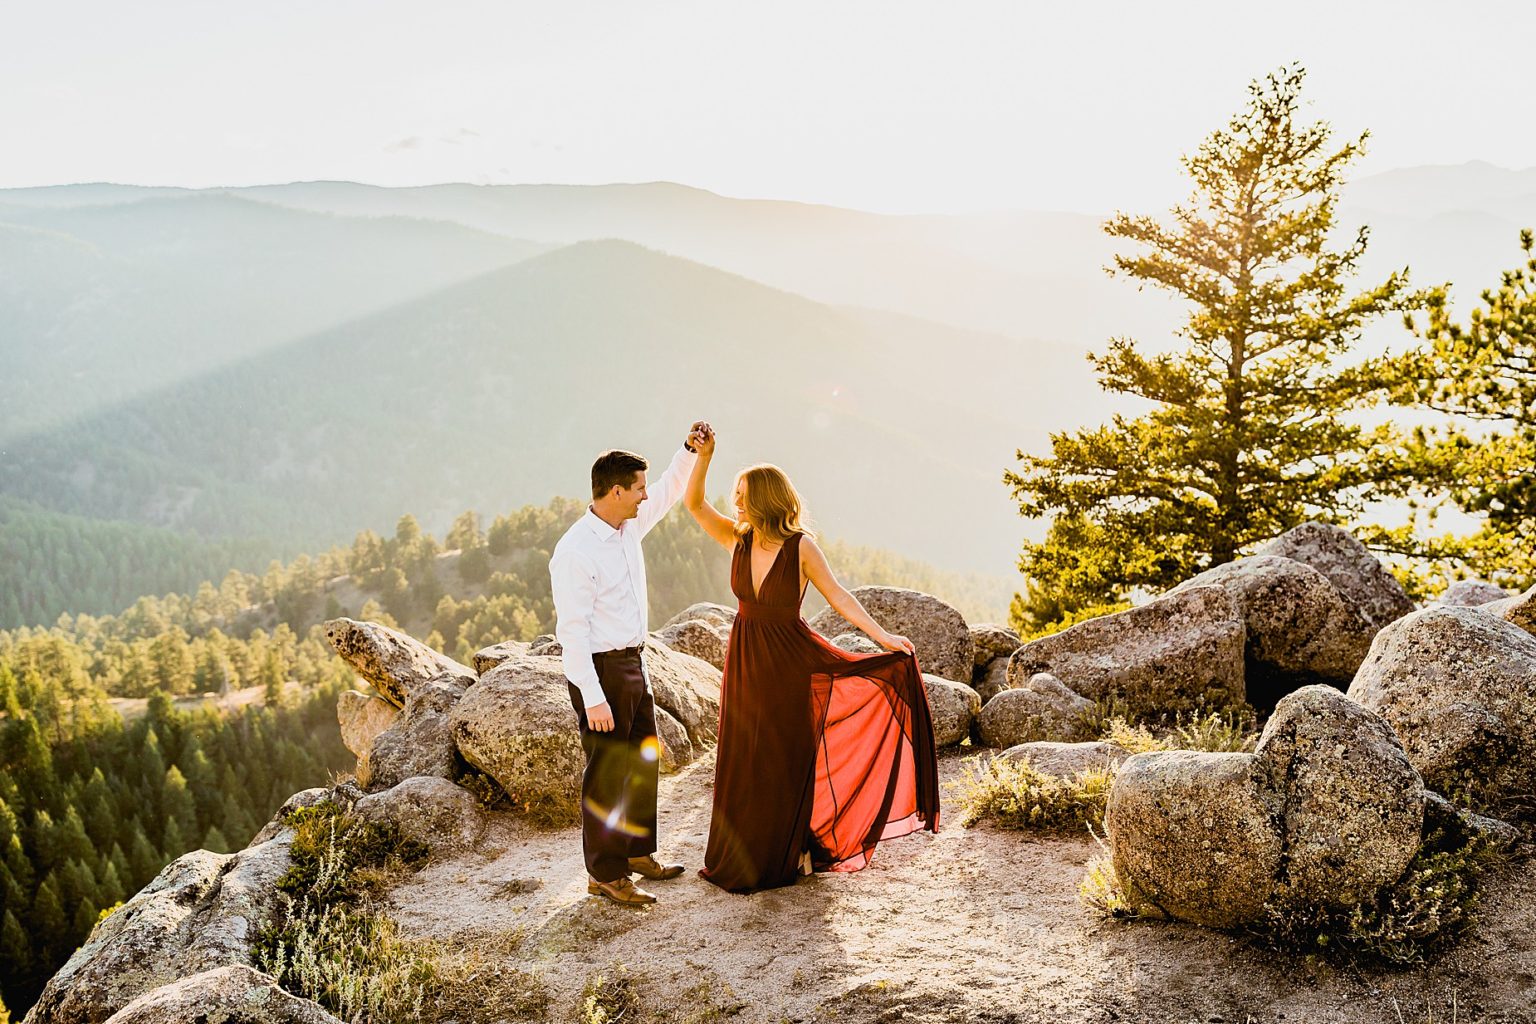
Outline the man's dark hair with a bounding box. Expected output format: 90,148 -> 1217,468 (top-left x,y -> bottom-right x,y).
591,450 -> 648,499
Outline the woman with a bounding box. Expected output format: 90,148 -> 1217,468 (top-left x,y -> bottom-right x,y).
683,426 -> 940,893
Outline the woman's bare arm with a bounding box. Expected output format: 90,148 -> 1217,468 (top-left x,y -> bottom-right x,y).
682,429 -> 737,551
801,537 -> 915,654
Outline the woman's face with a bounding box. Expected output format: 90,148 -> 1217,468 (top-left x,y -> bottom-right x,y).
733,478 -> 748,520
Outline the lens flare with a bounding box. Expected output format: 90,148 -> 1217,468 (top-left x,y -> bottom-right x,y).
640,736 -> 660,763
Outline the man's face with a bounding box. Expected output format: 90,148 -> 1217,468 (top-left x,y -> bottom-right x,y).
614,471 -> 648,520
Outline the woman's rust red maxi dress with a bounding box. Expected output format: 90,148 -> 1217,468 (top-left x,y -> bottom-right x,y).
700,531 -> 941,893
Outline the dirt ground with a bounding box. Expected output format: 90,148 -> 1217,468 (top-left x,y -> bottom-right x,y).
385,751 -> 1536,1024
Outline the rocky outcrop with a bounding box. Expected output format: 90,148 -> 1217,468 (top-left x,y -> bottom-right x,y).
1170,555 -> 1373,707
653,618 -> 729,671
923,675 -> 982,747
100,965 -> 345,1024
1258,522 -> 1414,631
1107,686 -> 1427,928
1348,604 -> 1536,807
361,680 -> 464,791
24,836 -> 295,1024
969,623 -> 1022,668
1008,585 -> 1246,713
353,775 -> 487,855
322,617 -> 476,707
472,640 -> 530,675
999,740 -> 1130,778
448,655 -> 585,820
976,673 -> 1092,748
1436,579 -> 1511,608
336,690 -> 399,759
810,587 -> 974,684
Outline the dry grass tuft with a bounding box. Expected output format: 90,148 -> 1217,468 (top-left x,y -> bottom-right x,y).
951,755 -> 1114,833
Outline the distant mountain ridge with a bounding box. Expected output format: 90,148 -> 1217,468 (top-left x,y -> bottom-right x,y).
0,238 -> 1092,574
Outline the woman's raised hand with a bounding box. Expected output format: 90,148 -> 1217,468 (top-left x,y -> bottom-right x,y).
688,421 -> 716,457
878,631 -> 916,656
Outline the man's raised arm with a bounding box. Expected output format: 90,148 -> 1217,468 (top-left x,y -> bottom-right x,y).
634,425 -> 705,537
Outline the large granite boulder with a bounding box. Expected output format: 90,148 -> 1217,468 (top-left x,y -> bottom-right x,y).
998,740 -> 1130,778
976,673 -> 1092,748
1107,750 -> 1284,928
640,640 -> 723,750
472,639 -> 531,675
353,775 -> 487,855
1436,579 -> 1512,608
809,587 -> 974,684
1482,584 -> 1536,636
1258,522 -> 1414,631
969,623 -> 1022,669
100,965 -> 345,1024
336,689 -> 399,759
1255,685 -> 1424,911
24,836 -> 294,1024
922,675 -> 982,747
1106,686 -> 1430,929
361,679 -> 464,791
1348,604 -> 1536,807
1008,585 -> 1246,713
664,602 -> 737,631
1170,555 -> 1374,707
448,655 -> 585,821
323,617 -> 476,707
653,618 -> 729,671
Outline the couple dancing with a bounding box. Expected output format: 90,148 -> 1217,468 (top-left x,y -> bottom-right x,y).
549,421 -> 941,905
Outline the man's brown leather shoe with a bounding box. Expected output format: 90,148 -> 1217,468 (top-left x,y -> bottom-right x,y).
588,876 -> 657,906
628,854 -> 685,881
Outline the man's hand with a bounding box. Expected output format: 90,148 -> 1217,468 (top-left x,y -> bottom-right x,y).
586,700 -> 616,732
687,420 -> 715,457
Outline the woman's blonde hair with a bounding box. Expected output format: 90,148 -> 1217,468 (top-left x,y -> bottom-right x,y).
733,463 -> 815,543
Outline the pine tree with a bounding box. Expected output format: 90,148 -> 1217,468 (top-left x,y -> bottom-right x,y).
70,896 -> 99,943
0,909 -> 29,990
1378,228 -> 1536,586
1005,65 -> 1421,620
30,874 -> 66,950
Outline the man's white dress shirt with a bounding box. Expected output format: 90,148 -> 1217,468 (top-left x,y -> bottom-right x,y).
549,446 -> 698,709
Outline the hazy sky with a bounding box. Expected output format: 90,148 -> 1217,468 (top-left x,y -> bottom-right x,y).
5,0 -> 1532,214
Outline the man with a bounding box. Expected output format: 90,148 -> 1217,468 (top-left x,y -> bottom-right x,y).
549,422 -> 709,906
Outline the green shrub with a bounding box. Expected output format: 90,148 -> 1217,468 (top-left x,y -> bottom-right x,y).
256,800 -> 544,1023
1252,825 -> 1505,966
951,756 -> 1113,832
